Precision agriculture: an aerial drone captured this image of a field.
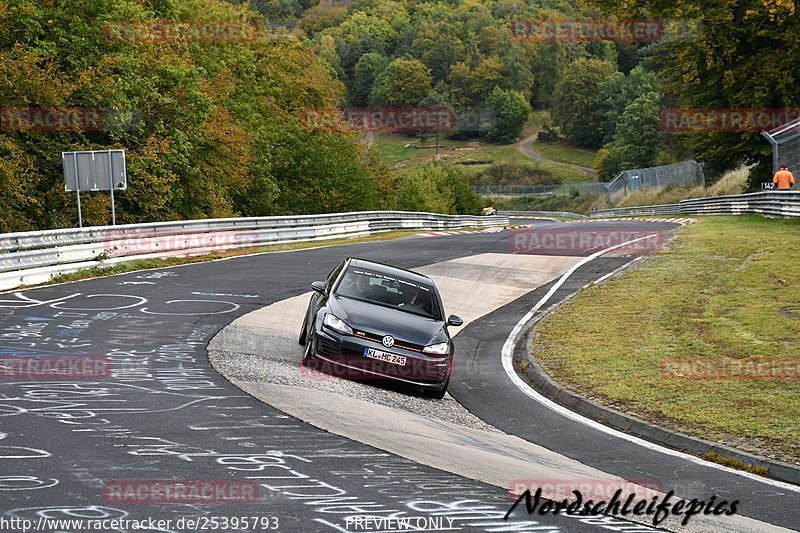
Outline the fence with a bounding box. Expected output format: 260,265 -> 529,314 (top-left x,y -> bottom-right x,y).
605,160 -> 705,198
473,160 -> 704,198
761,117 -> 800,175
590,191 -> 800,218
0,211 -> 509,291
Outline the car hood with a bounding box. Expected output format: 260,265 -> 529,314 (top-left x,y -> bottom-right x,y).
330,295 -> 446,346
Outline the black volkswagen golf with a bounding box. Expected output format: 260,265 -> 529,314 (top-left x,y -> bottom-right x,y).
299,258 -> 463,399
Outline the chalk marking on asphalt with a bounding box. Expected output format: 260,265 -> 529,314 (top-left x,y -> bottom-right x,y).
502,233 -> 800,494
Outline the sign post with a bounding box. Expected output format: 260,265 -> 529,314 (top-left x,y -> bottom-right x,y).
107,152 -> 116,224
71,153 -> 83,228
63,149 -> 127,227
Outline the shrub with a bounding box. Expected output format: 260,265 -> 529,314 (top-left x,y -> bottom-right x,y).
537,122 -> 561,142
395,163 -> 481,214
473,160 -> 560,186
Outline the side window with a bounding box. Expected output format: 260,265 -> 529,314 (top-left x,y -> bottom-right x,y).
325,260 -> 345,292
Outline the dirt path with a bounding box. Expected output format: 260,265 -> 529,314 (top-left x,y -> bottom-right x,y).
517,132 -> 597,179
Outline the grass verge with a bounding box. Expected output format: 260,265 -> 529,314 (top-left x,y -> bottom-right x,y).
704,452 -> 770,476
532,215 -> 800,465
39,230 -> 431,287
615,165 -> 751,208
534,139 -> 598,169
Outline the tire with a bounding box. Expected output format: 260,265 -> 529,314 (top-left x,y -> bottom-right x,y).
423,378 -> 449,399
300,334 -> 314,367
298,315 -> 308,346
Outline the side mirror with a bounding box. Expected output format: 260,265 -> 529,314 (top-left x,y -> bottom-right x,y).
311,281 -> 327,295
447,315 -> 463,327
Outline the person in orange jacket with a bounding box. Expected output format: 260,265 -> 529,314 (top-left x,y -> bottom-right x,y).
773,164 -> 795,189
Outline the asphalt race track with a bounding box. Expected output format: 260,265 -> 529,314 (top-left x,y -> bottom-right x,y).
0,219 -> 797,533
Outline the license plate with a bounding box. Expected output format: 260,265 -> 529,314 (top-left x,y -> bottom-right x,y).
363,347 -> 406,366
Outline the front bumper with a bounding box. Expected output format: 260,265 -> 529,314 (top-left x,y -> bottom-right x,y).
307,326 -> 451,389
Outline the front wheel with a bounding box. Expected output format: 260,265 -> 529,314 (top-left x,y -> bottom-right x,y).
422,378 -> 449,399
301,334 -> 315,367
298,315 -> 308,346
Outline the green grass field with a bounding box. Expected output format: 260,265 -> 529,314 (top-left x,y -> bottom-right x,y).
527,109 -> 550,135
532,216 -> 800,465
534,139 -> 598,169
526,109 -> 599,169
372,131 -> 590,183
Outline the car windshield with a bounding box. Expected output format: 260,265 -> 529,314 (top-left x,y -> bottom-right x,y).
335,268 -> 441,320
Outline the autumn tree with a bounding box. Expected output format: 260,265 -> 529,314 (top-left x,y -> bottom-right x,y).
599,92 -> 664,178
594,0 -> 800,181
0,0 -> 386,230
370,58 -> 433,108
484,87 -> 531,143
350,52 -> 388,107
551,58 -> 617,148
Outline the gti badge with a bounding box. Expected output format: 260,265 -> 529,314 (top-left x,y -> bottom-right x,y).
382,335 -> 395,348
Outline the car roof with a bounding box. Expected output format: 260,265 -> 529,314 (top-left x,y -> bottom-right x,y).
346,258 -> 434,287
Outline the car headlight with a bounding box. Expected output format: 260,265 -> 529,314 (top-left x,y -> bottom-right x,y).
423,342 -> 449,355
323,313 -> 353,335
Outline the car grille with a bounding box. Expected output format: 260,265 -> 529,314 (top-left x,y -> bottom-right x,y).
314,334 -> 449,383
318,338 -> 364,358
352,329 -> 425,352
317,338 -> 341,357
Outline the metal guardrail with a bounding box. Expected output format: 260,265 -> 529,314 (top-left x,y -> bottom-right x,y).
590,191 -> 800,218
589,204 -> 683,217
498,210 -> 588,219
0,211 -> 509,291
